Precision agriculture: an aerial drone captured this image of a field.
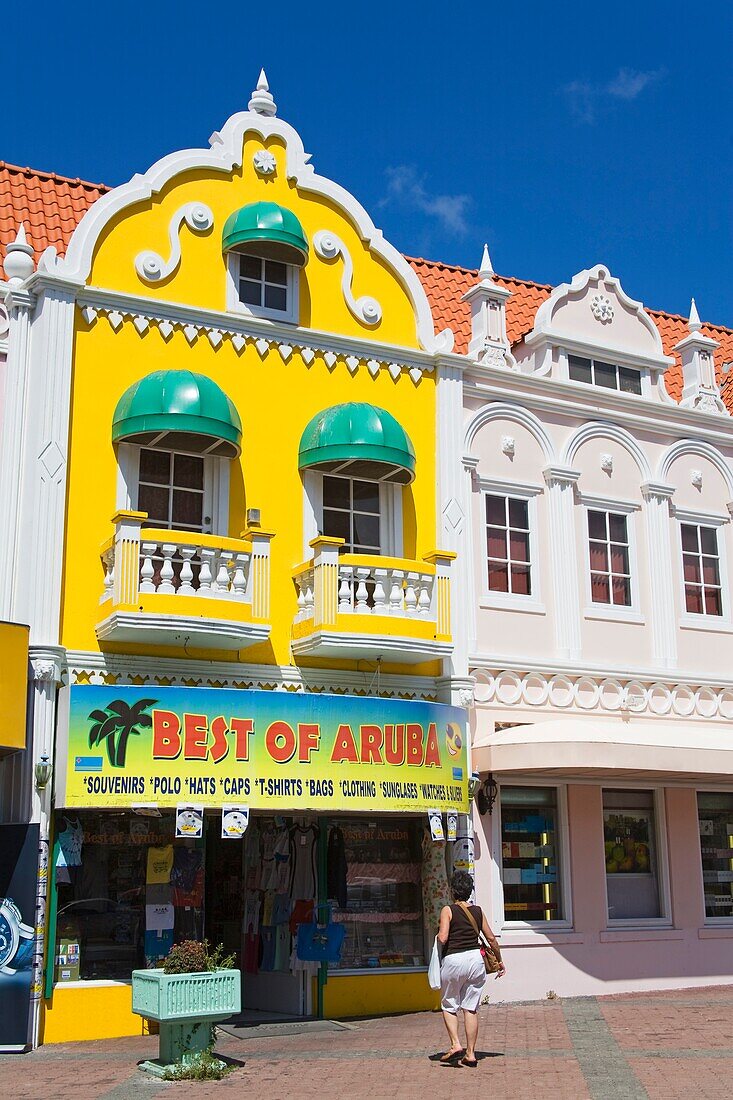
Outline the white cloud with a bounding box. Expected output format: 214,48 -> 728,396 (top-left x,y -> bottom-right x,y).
564,67 -> 664,123
379,166 -> 471,236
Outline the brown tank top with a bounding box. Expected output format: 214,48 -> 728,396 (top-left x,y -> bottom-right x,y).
443,903 -> 483,956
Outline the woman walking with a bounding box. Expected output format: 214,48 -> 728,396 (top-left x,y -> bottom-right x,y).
437,869 -> 505,1068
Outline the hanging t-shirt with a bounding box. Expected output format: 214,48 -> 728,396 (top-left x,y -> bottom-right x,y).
171,848 -> 204,907
289,823 -> 319,901
145,928 -> 174,964
146,845 -> 174,884
327,826 -> 348,909
58,818 -> 84,867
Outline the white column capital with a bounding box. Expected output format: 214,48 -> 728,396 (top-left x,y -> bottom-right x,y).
30,645 -> 66,685
543,464 -> 581,487
641,480 -> 675,502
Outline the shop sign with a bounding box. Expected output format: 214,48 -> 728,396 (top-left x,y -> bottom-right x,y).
61,687 -> 469,812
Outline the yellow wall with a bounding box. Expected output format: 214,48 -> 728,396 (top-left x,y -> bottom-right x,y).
0,620 -> 29,751
323,971 -> 439,1017
60,125 -> 439,675
41,983 -> 150,1043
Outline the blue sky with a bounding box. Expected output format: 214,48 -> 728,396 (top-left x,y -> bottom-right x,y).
5,1 -> 731,323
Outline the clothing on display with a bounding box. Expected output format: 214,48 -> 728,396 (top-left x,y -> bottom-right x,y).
171,847 -> 204,907
146,845 -> 174,884
421,823 -> 449,950
327,826 -> 348,909
289,822 -> 319,901
58,817 -> 84,866
144,928 -> 174,964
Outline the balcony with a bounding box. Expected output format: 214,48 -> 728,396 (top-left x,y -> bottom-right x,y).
291,537 -> 454,665
96,511 -> 272,650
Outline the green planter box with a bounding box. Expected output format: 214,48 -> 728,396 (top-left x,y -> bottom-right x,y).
131,968 -> 241,1076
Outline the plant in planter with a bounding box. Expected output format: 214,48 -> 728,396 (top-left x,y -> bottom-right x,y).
132,940 -> 241,1078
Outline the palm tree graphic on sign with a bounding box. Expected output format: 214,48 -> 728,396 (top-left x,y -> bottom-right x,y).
88,698 -> 157,768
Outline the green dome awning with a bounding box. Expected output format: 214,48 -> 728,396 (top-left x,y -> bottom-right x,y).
222,201 -> 308,267
298,403 -> 416,485
112,370 -> 242,458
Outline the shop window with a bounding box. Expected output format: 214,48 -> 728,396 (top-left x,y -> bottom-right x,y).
603,789 -> 661,920
697,792 -> 733,920
485,494 -> 532,596
228,253 -> 298,323
329,817 -> 425,970
322,475 -> 382,554
500,787 -> 562,922
681,523 -> 723,616
53,811 -> 203,984
568,354 -> 642,396
588,510 -> 632,606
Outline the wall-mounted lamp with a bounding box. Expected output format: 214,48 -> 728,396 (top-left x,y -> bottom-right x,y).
477,773 -> 498,816
34,753 -> 52,791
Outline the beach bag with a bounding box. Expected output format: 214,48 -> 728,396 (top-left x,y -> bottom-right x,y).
457,902 -> 501,975
428,935 -> 442,990
296,904 -> 346,963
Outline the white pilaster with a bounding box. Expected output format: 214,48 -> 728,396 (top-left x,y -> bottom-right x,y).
436,358 -> 469,679
641,481 -> 678,668
543,464 -> 582,659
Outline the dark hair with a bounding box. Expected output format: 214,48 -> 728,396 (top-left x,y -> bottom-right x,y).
450,869 -> 474,902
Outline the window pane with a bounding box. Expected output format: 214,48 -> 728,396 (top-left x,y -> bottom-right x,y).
264,284 -> 288,312
588,511 -> 606,540
322,509 -> 350,543
353,513 -> 380,549
611,576 -> 631,606
610,544 -> 629,575
485,495 -> 506,526
681,524 -> 699,553
589,542 -> 608,571
508,498 -> 528,529
509,529 -> 530,563
604,795 -> 660,919
172,489 -> 203,529
500,788 -> 562,921
591,573 -> 610,603
487,528 -> 507,559
700,527 -> 718,556
702,555 -> 720,586
510,564 -> 531,595
608,513 -> 627,543
352,480 -> 380,513
173,454 -> 204,490
704,587 -> 722,616
264,260 -> 287,285
569,356 -> 592,384
697,793 -> 733,918
139,449 -> 170,485
685,585 -> 704,614
683,553 -> 701,583
138,484 -> 170,525
323,476 -> 350,510
240,255 -> 262,280
238,279 -> 262,306
619,366 -> 642,395
594,361 -> 617,389
488,561 -> 509,592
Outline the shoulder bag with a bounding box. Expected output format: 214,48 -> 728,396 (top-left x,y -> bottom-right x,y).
457,901 -> 501,975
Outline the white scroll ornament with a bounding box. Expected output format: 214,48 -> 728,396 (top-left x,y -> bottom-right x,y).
135,202 -> 214,283
313,230 -> 382,327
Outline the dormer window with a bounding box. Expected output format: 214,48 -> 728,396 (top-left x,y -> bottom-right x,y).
569,354 -> 642,396
223,201 -> 308,325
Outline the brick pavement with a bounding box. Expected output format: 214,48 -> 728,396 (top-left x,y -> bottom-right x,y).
0,985 -> 731,1100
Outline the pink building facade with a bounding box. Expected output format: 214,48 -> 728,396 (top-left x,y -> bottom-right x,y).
439,254 -> 733,1000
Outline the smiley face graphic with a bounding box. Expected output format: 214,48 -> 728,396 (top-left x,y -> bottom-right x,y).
446,722 -> 463,757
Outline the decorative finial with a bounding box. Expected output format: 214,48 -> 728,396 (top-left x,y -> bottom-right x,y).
689,297 -> 702,333
3,223 -> 35,285
479,242 -> 494,278
248,69 -> 277,117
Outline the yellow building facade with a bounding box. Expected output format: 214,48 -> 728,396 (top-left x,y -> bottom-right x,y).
29,75 -> 471,1043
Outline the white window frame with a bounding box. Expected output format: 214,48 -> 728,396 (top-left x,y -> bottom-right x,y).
478,478 -> 545,614
696,786 -> 733,926
602,786 -> 672,929
116,443 -> 229,536
493,780 -> 573,931
579,495 -> 644,624
673,507 -> 733,633
302,470 -> 402,559
556,344 -> 653,400
225,252 -> 299,324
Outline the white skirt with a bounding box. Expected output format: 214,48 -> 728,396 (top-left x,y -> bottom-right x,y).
440,949 -> 486,1013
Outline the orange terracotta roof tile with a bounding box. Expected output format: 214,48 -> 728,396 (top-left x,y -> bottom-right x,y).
0,161 -> 108,262
2,163 -> 732,414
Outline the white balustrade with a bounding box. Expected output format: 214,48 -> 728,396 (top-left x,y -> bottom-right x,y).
101,535 -> 252,603
292,558 -> 436,621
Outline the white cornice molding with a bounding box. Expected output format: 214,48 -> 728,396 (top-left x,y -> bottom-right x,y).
63,650 -> 438,700
469,655 -> 733,692
77,290 -> 439,383
53,106 -> 452,354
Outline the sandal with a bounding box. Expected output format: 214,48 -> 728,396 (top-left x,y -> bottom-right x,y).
460,1057 -> 478,1068
439,1049 -> 464,1064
